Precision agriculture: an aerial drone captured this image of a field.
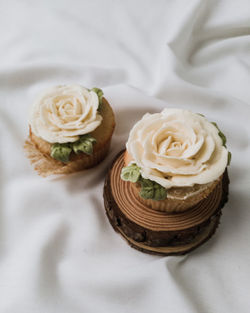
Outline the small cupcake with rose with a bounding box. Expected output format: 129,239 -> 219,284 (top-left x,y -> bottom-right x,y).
25,84 -> 115,176
121,108 -> 231,213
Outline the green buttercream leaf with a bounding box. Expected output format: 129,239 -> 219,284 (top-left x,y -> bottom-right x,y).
227,151 -> 232,166
120,165 -> 167,200
154,185 -> 167,201
219,131 -> 227,146
139,178 -> 154,188
139,177 -> 167,201
50,134 -> 97,162
211,121 -> 219,129
80,134 -> 97,143
211,122 -> 227,147
50,143 -> 72,163
72,134 -> 97,155
121,164 -> 141,183
140,186 -> 155,199
139,178 -> 154,199
197,113 -> 205,117
91,87 -> 104,110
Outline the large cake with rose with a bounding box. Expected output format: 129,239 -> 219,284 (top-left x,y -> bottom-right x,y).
104,108 -> 230,255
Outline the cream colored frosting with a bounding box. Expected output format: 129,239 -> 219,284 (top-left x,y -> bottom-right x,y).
29,85 -> 102,143
126,108 -> 228,188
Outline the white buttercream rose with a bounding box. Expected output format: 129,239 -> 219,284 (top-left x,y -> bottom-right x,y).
126,109 -> 228,189
29,85 -> 102,143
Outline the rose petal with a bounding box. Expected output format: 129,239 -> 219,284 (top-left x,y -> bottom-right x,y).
181,134 -> 204,158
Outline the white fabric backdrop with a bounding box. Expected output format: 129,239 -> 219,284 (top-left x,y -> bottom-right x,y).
0,0 -> 250,312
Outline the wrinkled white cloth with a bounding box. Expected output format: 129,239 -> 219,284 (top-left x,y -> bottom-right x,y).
0,0 -> 250,312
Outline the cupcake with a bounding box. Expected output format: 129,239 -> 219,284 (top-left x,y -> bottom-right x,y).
25,84 -> 115,176
104,108 -> 230,255
122,109 -> 230,213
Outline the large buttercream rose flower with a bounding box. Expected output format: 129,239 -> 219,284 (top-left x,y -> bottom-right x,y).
29,84 -> 102,143
126,109 -> 228,189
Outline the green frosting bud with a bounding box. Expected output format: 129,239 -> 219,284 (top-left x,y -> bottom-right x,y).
50,134 -> 97,162
139,178 -> 154,199
72,134 -> 97,155
211,120 -> 232,165
91,87 -> 104,109
121,164 -> 141,183
211,122 -> 227,147
139,177 -> 167,201
154,186 -> 167,201
227,151 -> 232,166
50,143 -> 72,163
121,163 -> 167,200
218,131 -> 227,146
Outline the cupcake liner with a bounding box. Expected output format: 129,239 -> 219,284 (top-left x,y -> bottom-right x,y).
24,136 -> 111,177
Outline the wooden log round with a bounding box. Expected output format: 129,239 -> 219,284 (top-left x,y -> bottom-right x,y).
103,150 -> 229,256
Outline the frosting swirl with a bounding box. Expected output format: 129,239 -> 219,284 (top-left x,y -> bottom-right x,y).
29,85 -> 102,143
126,109 -> 228,188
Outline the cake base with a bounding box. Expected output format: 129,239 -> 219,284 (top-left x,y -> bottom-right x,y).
103,150 -> 229,256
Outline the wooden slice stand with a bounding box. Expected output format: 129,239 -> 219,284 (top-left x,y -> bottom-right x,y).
103,150 -> 229,256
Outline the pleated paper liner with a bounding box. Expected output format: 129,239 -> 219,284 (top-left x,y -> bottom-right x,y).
103,150 -> 229,256
24,137 -> 111,177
